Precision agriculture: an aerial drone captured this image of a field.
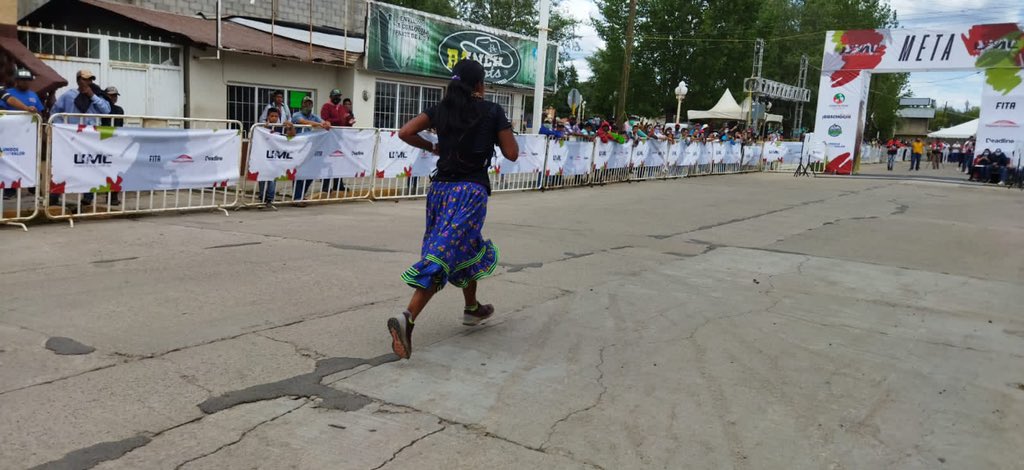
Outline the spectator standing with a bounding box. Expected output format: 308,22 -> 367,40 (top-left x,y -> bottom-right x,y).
930,139 -> 943,169
910,137 -> 924,171
258,90 -> 290,124
1,70 -> 42,112
961,139 -> 975,173
256,107 -> 295,208
320,89 -> 354,127
885,138 -> 899,171
100,86 -> 124,127
291,96 -> 332,204
51,69 -> 110,125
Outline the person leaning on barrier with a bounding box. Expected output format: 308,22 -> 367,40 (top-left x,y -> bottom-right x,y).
1,70 -> 42,112
100,86 -> 124,127
51,69 -> 111,125
291,96 -> 333,205
255,107 -> 295,208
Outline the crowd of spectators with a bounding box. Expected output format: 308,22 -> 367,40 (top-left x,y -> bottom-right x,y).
535,115 -> 773,147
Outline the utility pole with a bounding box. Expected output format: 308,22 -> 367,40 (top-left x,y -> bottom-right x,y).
531,0 -> 551,132
616,0 -> 639,126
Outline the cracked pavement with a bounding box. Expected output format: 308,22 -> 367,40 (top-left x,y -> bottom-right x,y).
3,166 -> 1024,469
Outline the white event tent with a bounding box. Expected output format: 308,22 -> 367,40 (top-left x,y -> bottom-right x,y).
688,89 -> 781,123
927,119 -> 978,139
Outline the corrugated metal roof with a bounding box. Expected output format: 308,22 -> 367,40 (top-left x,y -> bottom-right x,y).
80,0 -> 358,66
0,25 -> 68,95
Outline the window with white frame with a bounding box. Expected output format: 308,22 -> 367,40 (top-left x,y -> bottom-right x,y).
374,80 -> 443,129
226,84 -> 314,131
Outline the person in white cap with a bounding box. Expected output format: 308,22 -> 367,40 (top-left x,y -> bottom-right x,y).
101,86 -> 124,127
51,69 -> 111,125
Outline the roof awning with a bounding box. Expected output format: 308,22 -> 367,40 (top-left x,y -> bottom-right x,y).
0,25 -> 68,95
78,0 -> 358,66
227,18 -> 364,54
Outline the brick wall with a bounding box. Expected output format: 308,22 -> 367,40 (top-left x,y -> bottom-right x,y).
19,0 -> 366,34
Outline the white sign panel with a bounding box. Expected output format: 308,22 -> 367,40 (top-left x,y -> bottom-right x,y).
495,134 -> 546,174
545,139 -> 567,175
0,113 -> 38,189
51,124 -> 240,193
562,140 -> 593,176
608,142 -> 632,169
294,128 -> 376,180
682,141 -> 702,165
375,130 -> 438,178
643,140 -> 667,167
975,85 -> 1023,155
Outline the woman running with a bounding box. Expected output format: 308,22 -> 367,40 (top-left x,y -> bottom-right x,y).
388,59 -> 519,359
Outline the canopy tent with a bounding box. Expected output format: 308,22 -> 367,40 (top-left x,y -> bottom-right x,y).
688,89 -> 743,120
740,97 -> 783,123
687,90 -> 782,123
927,119 -> 978,139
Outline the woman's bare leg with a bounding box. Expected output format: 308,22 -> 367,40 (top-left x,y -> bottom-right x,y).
462,280 -> 479,308
406,288 -> 435,320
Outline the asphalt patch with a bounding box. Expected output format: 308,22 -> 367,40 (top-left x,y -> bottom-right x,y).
198,354 -> 398,414
45,337 -> 96,355
28,435 -> 150,470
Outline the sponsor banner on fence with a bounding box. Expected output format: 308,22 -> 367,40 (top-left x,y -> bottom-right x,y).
630,141 -> 647,166
249,127 -> 378,182
367,1 -> 557,90
51,124 -> 240,193
0,113 -> 38,189
667,142 -> 683,166
296,128 -> 377,180
743,144 -> 762,165
723,142 -> 742,164
710,142 -> 726,163
643,140 -> 667,167
608,141 -> 632,169
545,139 -> 567,175
562,140 -> 593,175
375,131 -> 439,178
496,135 -> 545,174
682,141 -> 702,165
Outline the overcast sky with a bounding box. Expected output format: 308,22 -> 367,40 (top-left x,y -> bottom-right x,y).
559,0 -> 1024,112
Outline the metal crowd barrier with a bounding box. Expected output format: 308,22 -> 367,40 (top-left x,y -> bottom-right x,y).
4,123 -> 780,231
0,111 -> 41,231
43,113 -> 243,226
239,124 -> 376,208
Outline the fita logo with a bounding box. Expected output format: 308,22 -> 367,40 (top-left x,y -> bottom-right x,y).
985,119 -> 1019,128
173,154 -> 194,163
833,93 -> 846,105
828,124 -> 843,137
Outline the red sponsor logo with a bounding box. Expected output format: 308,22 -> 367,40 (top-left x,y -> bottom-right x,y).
173,154 -> 194,163
986,120 -> 1019,128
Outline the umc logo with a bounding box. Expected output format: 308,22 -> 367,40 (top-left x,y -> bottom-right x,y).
388,151 -> 408,159
266,150 -> 293,160
74,153 -> 112,165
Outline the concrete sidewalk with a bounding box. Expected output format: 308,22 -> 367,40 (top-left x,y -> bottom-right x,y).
1,172 -> 1022,469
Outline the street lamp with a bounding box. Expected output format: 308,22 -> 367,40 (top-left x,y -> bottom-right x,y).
674,80 -> 688,124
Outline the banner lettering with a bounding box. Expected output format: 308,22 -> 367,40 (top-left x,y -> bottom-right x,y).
0,113 -> 38,189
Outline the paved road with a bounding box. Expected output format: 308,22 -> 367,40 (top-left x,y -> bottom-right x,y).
2,169 -> 1023,469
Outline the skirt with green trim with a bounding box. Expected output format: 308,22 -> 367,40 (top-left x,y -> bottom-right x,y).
401,182 -> 500,291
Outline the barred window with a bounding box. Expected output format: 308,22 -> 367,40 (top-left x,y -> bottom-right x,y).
227,84 -> 314,131
109,41 -> 180,66
18,31 -> 99,59
374,80 -> 442,129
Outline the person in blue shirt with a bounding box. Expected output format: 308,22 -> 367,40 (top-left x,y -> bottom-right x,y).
1,69 -> 42,112
50,69 -> 111,125
291,96 -> 333,203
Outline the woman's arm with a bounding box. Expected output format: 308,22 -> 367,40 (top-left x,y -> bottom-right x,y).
497,128 -> 518,161
399,113 -> 435,152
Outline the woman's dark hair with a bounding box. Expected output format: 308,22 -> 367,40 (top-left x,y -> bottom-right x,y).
435,59 -> 485,136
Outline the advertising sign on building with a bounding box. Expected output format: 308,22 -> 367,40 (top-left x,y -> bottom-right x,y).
367,1 -> 558,90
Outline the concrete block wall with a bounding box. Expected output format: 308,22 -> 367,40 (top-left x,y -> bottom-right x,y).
19,0 -> 366,34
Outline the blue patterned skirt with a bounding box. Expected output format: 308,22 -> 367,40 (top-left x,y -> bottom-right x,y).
402,182 -> 499,290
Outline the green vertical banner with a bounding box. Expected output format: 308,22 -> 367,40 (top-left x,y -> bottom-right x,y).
367,2 -> 558,90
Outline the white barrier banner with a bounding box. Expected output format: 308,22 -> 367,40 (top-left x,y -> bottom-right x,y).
682,141 -> 702,165
563,140 -> 593,176
247,126 -> 320,182
0,113 -> 38,189
295,128 -> 376,180
51,124 -> 240,193
723,142 -> 742,164
630,140 -> 647,166
710,142 -> 727,163
643,140 -> 667,166
496,134 -> 545,174
667,142 -> 683,166
375,131 -> 438,178
608,142 -> 631,169
545,139 -> 567,175
593,140 -> 612,170
743,144 -> 763,165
